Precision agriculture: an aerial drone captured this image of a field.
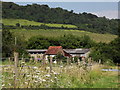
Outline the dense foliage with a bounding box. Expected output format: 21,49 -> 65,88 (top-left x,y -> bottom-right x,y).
2,29 -> 28,58
27,34 -> 95,49
2,2 -> 118,35
90,37 -> 120,64
2,29 -> 14,57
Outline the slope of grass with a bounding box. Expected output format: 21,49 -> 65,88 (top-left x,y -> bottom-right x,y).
10,29 -> 117,43
3,19 -> 77,28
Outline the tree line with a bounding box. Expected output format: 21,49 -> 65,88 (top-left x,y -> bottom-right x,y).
2,2 -> 118,35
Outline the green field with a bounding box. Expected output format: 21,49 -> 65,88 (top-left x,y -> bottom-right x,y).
10,29 -> 117,43
3,19 -> 117,43
3,19 -> 77,28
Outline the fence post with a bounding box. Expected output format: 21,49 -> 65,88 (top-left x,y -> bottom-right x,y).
14,52 -> 19,88
77,58 -> 80,65
42,55 -> 46,65
50,56 -> 53,73
8,57 -> 11,65
67,57 -> 69,65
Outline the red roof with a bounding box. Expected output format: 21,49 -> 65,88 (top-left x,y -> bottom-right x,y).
45,46 -> 63,55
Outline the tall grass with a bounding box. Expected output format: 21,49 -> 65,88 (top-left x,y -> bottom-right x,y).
2,60 -> 118,88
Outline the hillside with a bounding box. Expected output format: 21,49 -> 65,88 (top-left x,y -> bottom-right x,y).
10,29 -> 117,43
2,19 -> 117,43
2,2 -> 118,35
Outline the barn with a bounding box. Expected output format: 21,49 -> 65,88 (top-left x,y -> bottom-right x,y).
45,46 -> 71,59
27,46 -> 90,60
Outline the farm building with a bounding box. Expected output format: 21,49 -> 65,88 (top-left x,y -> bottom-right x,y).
45,46 -> 71,59
64,48 -> 90,58
27,46 -> 90,60
26,49 -> 47,60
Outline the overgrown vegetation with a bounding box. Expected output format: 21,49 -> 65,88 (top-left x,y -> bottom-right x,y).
27,34 -> 95,49
90,37 -> 120,64
2,29 -> 28,58
1,60 -> 118,88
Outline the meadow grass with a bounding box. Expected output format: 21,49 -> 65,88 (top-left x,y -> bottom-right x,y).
10,29 -> 117,43
3,19 -> 77,28
1,60 -> 119,88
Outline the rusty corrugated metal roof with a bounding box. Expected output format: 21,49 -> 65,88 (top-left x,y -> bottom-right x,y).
63,49 -> 90,54
27,49 -> 47,53
45,46 -> 63,55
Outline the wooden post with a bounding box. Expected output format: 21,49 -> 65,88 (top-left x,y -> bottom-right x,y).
77,58 -> 80,65
99,59 -> 101,64
8,57 -> 11,65
22,53 -> 24,62
42,54 -> 46,65
67,57 -> 69,65
14,52 -> 18,88
50,56 -> 53,73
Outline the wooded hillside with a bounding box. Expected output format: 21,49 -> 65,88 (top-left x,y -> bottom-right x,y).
2,2 -> 118,35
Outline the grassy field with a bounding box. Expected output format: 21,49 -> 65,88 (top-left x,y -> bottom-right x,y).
2,19 -> 117,43
1,60 -> 119,88
10,29 -> 117,43
3,19 -> 77,28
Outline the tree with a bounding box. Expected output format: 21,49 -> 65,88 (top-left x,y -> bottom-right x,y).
27,36 -> 50,49
55,52 -> 66,63
16,23 -> 20,27
2,29 -> 28,58
2,29 -> 14,57
90,37 -> 120,64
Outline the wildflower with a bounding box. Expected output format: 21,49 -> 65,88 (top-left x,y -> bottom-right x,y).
2,84 -> 5,87
33,67 -> 38,69
45,74 -> 51,77
54,77 -> 57,79
53,72 -> 57,75
36,73 -> 40,75
8,83 -> 11,86
21,62 -> 25,64
34,81 -> 38,83
42,79 -> 46,82
53,71 -> 59,75
25,82 -> 28,84
53,60 -> 57,64
38,77 -> 42,80
33,75 -> 39,78
36,70 -> 40,73
60,66 -> 63,68
26,75 -> 31,77
51,79 -> 54,82
46,67 -> 50,70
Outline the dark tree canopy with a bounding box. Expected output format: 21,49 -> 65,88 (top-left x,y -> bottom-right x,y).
2,29 -> 28,58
